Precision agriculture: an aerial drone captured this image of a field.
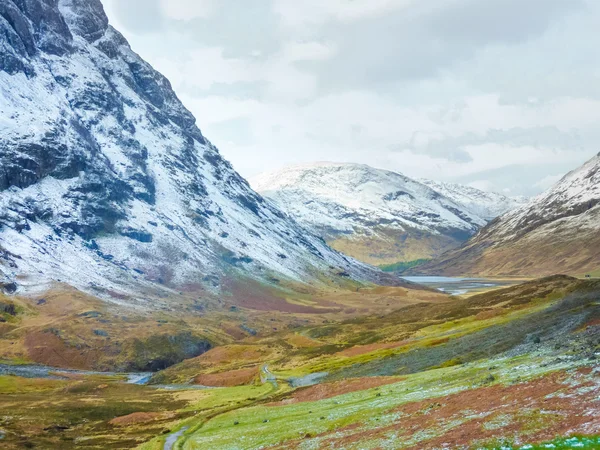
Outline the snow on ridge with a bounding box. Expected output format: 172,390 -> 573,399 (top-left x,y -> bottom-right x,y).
473,153 -> 600,243
418,179 -> 528,222
0,0 -> 401,303
251,163 -> 494,241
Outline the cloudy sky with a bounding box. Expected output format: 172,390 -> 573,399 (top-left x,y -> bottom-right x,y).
100,0 -> 600,196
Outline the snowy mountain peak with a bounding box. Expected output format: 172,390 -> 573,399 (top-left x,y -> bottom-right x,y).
489,152 -> 600,242
0,0 -> 401,303
252,163 -> 523,266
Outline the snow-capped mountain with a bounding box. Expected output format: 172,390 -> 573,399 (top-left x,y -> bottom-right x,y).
251,162 -> 512,266
414,153 -> 600,277
419,180 -> 527,222
0,0 -> 401,303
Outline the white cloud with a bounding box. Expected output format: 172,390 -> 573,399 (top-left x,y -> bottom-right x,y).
159,0 -> 216,21
99,0 -> 600,195
274,0 -> 417,29
281,41 -> 338,62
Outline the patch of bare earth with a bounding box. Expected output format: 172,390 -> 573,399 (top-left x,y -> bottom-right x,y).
109,412 -> 173,427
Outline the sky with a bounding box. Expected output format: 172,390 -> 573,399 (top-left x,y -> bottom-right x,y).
100,0 -> 600,196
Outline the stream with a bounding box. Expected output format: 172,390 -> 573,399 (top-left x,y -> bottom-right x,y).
163,426 -> 189,450
0,363 -> 153,385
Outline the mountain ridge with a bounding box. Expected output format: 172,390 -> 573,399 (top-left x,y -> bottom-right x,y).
252,162 -> 523,266
0,0 -> 403,305
411,152 -> 600,277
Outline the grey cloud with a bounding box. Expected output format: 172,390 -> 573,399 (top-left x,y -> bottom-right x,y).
174,1 -> 280,59
108,0 -> 164,34
313,0 -> 585,90
395,126 -> 585,164
430,126 -> 583,152
392,137 -> 473,163
452,159 -> 586,196
179,81 -> 268,100
208,117 -> 256,146
427,0 -> 583,46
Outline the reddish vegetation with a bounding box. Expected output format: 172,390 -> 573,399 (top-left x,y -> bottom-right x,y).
583,317 -> 600,328
475,309 -> 504,320
190,345 -> 266,366
285,334 -> 320,348
24,330 -> 101,370
109,412 -> 168,426
269,377 -> 402,406
222,325 -> 249,340
193,366 -> 258,387
281,369 -> 600,449
336,340 -> 411,358
226,280 -> 336,314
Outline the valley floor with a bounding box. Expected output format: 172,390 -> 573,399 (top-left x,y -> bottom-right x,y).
0,276 -> 598,449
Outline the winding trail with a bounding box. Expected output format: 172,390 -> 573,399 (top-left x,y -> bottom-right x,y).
260,364 -> 278,387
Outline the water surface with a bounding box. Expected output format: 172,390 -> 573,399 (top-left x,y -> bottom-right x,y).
402,276 -> 518,295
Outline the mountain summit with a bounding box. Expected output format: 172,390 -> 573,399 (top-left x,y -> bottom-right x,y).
252,162 -> 521,266
0,0 -> 399,302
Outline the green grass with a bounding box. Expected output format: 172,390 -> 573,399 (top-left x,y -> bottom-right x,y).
480,436 -> 600,449
378,259 -> 430,273
177,351 -> 589,449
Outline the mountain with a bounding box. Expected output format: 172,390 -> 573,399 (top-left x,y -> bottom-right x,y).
0,0 -> 402,304
419,180 -> 527,222
251,162 -> 519,266
413,153 -> 600,277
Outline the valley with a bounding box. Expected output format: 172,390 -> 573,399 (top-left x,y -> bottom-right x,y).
0,276 -> 598,449
251,163 -> 525,267
0,1 -> 598,449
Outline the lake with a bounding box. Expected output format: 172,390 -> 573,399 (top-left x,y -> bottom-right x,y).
402,276 -> 518,295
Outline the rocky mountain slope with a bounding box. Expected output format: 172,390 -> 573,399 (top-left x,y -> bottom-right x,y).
414,153 -> 600,277
252,163 -> 521,266
0,0 -> 402,306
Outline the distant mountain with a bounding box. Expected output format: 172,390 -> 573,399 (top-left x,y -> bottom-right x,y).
252,163 -> 520,266
0,0 -> 403,303
413,153 -> 600,277
419,180 -> 528,222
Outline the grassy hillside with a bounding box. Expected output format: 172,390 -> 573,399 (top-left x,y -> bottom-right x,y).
0,276 -> 598,449
327,226 -> 466,266
414,208 -> 600,278
379,259 -> 430,273
0,278 -> 443,371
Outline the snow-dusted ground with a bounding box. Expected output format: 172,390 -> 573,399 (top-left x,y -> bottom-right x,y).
251,162 -> 522,243
485,152 -> 600,243
419,179 -> 527,222
411,153 -> 600,276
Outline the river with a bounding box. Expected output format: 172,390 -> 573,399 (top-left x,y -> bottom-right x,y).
0,363 -> 152,384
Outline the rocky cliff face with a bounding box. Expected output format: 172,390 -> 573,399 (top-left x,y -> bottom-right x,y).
413,153 -> 600,277
0,0 -> 400,303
